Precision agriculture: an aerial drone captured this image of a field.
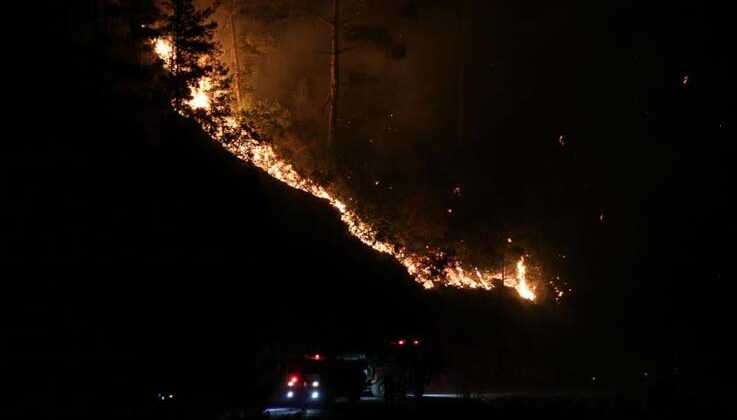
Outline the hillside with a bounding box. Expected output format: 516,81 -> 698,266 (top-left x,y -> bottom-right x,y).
6,15 -> 428,415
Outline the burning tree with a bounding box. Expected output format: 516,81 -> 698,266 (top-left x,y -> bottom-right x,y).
156,0 -> 219,110
152,0 -> 250,143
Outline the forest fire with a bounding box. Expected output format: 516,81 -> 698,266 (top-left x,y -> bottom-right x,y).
152,37 -> 536,301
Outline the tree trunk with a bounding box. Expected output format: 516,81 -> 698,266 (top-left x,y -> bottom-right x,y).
328,0 -> 340,145
458,53 -> 465,143
172,4 -> 181,111
229,0 -> 242,109
457,1 -> 465,144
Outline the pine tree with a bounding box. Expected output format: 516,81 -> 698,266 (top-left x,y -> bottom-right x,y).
157,0 -> 219,111
153,0 -> 255,144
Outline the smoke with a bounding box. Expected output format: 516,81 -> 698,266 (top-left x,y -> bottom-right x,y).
206,0 -> 672,301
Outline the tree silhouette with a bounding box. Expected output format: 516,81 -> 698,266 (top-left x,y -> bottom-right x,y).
157,0 -> 219,111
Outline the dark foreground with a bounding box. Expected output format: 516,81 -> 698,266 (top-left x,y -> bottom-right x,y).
261,392 -> 667,420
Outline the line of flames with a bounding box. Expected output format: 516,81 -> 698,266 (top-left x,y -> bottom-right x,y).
152,38 -> 536,300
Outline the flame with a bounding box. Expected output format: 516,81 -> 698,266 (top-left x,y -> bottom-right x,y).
188,77 -> 212,110
151,38 -> 538,301
152,39 -> 211,110
515,257 -> 535,301
154,38 -> 173,67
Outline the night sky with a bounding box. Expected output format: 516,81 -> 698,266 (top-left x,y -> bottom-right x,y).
5,0 -> 735,418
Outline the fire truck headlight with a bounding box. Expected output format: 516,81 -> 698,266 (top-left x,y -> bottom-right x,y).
311,391 -> 319,399
287,391 -> 294,398
312,381 -> 319,387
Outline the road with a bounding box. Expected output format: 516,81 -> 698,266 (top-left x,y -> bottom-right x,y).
264,391 -> 648,419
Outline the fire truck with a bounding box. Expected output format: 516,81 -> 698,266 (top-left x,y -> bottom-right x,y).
278,337 -> 428,406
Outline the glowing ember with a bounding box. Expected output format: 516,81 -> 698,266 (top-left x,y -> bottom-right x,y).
151,37 -> 539,301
